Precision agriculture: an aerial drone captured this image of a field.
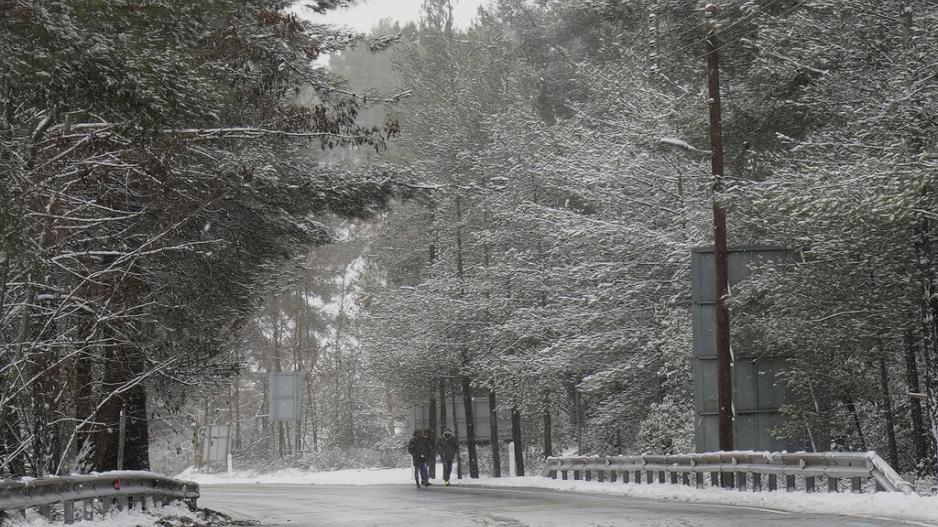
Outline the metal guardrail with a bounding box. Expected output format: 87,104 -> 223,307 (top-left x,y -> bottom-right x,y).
541,451 -> 915,495
0,471 -> 199,525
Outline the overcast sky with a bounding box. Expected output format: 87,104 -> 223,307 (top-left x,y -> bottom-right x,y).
295,0 -> 487,32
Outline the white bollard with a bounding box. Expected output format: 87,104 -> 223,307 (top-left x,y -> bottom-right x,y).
227,453 -> 233,474
508,442 -> 517,477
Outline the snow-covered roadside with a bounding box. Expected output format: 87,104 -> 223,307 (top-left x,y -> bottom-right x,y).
184,466 -> 938,525
459,476 -> 938,525
178,465 -> 414,486
8,504 -> 202,527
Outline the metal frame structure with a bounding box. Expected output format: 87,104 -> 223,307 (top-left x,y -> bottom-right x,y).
0,472 -> 199,525
541,451 -> 914,494
693,247 -> 796,452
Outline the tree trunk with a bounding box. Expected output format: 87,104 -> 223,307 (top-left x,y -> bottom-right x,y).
450,379 -> 462,479
511,407 -> 524,476
843,398 -> 867,451
543,404 -> 552,459
439,381 -> 447,432
915,208 -> 938,477
72,349 -> 94,470
488,391 -> 500,477
462,376 -> 479,478
877,352 -> 900,470
906,329 -> 930,472
428,397 -> 437,478
310,381 -> 319,452
233,370 -> 242,451
89,350 -> 150,471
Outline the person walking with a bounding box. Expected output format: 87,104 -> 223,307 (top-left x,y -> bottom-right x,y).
437,428 -> 458,486
407,429 -> 431,488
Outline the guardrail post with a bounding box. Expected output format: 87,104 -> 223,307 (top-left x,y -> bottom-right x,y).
737,472 -> 746,491
63,501 -> 75,524
709,472 -> 719,487
597,470 -> 605,483
828,477 -> 839,493
634,470 -> 641,483
102,496 -> 113,514
785,475 -> 796,491
722,472 -> 735,489
645,470 -> 653,484
584,470 -> 591,482
118,495 -> 129,510
768,474 -> 777,491
561,470 -> 568,480
751,473 -> 761,492
658,470 -> 665,484
695,472 -> 703,489
670,472 -> 678,484
573,470 -> 580,481
609,470 -> 617,483
851,477 -> 862,493
805,476 -> 816,493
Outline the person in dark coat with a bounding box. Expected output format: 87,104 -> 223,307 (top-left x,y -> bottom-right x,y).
437,428 -> 458,485
407,429 -> 432,488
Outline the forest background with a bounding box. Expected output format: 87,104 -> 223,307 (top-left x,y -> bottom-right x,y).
2,0 -> 937,485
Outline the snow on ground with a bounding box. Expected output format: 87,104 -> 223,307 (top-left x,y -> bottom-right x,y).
8,504 -> 200,527
179,465 -> 414,486
184,466 -> 938,524
460,476 -> 938,525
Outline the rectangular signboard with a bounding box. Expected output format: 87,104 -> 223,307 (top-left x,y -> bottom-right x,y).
692,247 -> 794,452
269,372 -> 303,422
202,424 -> 230,464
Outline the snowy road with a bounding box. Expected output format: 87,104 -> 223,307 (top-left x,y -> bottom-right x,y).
199,483 -> 929,526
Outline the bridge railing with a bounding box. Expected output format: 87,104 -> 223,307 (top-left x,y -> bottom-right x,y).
0,471 -> 199,525
541,451 -> 915,495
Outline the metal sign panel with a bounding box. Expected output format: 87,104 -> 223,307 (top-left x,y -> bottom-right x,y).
692,247 -> 794,453
269,372 -> 303,422
202,424 -> 230,464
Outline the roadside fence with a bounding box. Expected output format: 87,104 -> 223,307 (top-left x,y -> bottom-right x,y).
0,471 -> 199,525
541,451 -> 915,495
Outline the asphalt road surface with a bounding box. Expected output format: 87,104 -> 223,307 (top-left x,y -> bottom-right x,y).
199,483 -> 931,527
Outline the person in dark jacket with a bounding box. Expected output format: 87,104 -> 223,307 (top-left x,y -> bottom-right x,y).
437,428 -> 458,485
407,429 -> 432,488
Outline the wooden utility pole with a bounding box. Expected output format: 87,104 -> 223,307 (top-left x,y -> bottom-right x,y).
705,3 -> 734,454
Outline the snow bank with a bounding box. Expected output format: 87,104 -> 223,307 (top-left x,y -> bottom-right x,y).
8,504 -> 199,527
179,465 -> 414,486
460,476 -> 938,525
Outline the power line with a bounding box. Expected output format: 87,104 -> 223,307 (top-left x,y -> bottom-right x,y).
690,0 -> 813,63
664,0 -> 811,61
666,0 -> 785,57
